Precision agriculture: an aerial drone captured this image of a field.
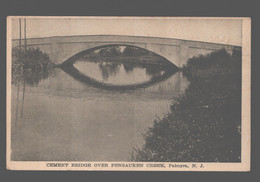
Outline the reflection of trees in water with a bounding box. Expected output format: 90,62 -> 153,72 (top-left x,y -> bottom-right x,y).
98,61 -> 120,80
77,45 -> 178,80
122,62 -> 166,76
123,63 -> 134,73
12,47 -> 55,124
98,60 -> 171,80
145,65 -> 166,76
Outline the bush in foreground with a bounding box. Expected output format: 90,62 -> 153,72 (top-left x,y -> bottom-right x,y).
133,49 -> 241,162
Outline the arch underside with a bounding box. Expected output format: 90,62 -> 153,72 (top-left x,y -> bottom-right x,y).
59,43 -> 180,90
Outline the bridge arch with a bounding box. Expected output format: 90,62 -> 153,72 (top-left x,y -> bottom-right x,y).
60,43 -> 178,68
12,35 -> 240,68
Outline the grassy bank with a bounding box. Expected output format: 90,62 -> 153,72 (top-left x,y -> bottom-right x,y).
133,49 -> 242,162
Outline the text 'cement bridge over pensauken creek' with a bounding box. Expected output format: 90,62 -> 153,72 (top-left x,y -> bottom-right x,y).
12,35 -> 241,67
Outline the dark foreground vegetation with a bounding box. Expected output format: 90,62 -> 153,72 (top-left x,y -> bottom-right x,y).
133,49 -> 242,162
12,48 -> 55,85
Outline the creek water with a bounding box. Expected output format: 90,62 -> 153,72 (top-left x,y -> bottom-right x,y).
11,55 -> 189,161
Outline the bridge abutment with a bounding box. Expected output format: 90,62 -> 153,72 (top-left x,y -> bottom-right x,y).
179,45 -> 189,67
50,39 -> 60,63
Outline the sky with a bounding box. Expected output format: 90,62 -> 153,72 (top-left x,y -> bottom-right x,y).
11,17 -> 242,46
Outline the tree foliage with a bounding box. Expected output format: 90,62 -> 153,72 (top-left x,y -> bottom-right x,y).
133,49 -> 242,162
12,47 -> 55,85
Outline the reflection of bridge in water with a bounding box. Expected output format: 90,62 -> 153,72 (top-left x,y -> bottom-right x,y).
13,69 -> 189,125
11,67 -> 190,161
12,35 -> 241,67
15,70 -> 189,102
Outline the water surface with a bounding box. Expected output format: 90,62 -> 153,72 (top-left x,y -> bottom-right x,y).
11,56 -> 189,161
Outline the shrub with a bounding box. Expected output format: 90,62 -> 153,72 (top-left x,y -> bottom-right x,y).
133,49 -> 242,162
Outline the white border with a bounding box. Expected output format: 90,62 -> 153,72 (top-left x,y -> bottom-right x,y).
6,17 -> 251,171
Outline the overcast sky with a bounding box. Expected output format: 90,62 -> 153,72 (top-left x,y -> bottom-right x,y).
11,17 -> 242,46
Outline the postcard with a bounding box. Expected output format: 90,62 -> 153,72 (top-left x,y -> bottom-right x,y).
6,17 -> 251,171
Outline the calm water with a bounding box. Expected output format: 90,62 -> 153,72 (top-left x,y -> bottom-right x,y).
74,58 -> 167,86
11,57 -> 189,161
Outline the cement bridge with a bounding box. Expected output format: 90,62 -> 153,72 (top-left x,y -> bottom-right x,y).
12,35 -> 241,67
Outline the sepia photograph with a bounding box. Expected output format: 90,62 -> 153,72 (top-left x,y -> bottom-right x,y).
6,17 -> 251,171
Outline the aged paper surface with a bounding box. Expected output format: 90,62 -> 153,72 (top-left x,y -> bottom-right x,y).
6,17 -> 251,171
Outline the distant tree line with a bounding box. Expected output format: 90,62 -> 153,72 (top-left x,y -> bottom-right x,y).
87,46 -> 154,57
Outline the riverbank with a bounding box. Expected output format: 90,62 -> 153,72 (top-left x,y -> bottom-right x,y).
133,49 -> 242,162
